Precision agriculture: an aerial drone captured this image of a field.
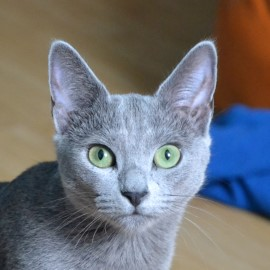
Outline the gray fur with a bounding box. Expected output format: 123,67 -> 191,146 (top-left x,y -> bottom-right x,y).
0,40 -> 217,269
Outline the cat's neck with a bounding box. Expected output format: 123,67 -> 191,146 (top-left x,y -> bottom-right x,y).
62,214 -> 180,270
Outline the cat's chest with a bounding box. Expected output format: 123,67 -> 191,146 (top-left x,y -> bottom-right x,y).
25,230 -> 172,270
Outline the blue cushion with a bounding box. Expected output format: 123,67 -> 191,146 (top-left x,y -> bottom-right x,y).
199,105 -> 270,218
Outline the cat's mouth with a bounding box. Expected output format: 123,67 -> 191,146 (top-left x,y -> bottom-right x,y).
132,209 -> 141,215
113,210 -> 156,231
118,214 -> 149,225
118,211 -> 149,218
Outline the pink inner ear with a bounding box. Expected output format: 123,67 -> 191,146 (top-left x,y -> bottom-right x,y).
51,64 -> 73,110
189,58 -> 213,108
50,64 -> 73,134
192,88 -> 209,107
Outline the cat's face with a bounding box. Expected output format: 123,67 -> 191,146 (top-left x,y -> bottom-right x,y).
49,41 -> 217,232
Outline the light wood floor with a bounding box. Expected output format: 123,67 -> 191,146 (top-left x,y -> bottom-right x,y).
0,1 -> 269,269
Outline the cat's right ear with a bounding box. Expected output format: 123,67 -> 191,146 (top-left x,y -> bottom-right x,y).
48,41 -> 109,134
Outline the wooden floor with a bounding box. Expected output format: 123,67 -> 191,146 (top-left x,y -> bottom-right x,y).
0,1 -> 269,269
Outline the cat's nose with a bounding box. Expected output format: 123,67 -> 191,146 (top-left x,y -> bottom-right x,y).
121,191 -> 148,207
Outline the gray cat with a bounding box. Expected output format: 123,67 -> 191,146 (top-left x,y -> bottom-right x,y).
0,40 -> 217,270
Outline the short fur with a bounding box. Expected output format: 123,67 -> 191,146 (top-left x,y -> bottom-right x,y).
0,40 -> 217,270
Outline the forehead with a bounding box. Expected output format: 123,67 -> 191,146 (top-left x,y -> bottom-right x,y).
102,94 -> 192,147
67,93 -> 194,148
111,94 -> 156,131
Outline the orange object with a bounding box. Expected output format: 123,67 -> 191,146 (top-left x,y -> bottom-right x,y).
215,0 -> 270,110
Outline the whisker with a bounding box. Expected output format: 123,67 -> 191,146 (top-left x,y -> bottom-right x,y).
187,204 -> 247,239
75,215 -> 103,247
194,196 -> 226,206
180,227 -> 210,270
54,205 -> 93,232
91,220 -> 105,244
64,213 -> 92,240
103,220 -> 110,234
164,194 -> 194,198
56,212 -> 87,232
184,216 -> 224,255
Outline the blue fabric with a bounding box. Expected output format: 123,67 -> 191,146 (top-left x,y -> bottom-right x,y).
199,105 -> 270,218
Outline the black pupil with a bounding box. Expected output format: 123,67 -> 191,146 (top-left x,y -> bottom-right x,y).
165,149 -> 171,160
98,149 -> 104,160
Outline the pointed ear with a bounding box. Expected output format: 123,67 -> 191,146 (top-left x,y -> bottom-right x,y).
48,40 -> 109,134
156,41 -> 217,133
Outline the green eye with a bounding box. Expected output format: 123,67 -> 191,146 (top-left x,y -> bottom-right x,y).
154,145 -> 181,169
88,146 -> 115,168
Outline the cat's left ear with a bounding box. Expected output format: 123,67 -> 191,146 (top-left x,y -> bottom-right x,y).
156,41 -> 217,134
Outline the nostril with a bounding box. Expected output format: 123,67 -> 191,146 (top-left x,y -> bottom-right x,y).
121,191 -> 148,207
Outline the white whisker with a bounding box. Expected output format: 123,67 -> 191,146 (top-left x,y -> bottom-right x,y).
184,216 -> 224,255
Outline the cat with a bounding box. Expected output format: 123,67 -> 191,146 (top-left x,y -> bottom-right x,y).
0,40 -> 217,270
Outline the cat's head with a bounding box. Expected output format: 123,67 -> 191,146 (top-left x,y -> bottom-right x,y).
48,40 -> 217,232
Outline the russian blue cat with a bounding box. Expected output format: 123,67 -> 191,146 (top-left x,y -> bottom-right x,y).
0,40 -> 217,269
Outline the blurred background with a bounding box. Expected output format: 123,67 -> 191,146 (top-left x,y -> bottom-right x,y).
1,1 -> 270,269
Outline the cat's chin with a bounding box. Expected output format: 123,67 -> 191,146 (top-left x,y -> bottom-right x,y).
113,214 -> 155,233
